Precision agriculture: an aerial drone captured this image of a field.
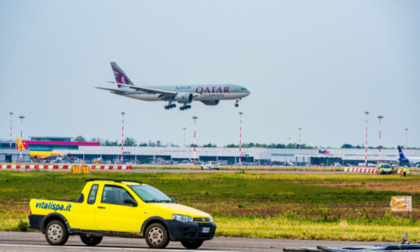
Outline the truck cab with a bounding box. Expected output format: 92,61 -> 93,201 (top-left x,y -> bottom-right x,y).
377,164 -> 393,175
28,179 -> 216,249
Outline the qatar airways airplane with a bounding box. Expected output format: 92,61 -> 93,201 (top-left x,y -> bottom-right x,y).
96,62 -> 251,110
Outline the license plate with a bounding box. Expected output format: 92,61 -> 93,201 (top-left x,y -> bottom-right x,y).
201,227 -> 210,233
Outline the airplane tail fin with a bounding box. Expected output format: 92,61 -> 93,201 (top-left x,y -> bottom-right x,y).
110,62 -> 134,88
398,146 -> 406,159
16,138 -> 26,150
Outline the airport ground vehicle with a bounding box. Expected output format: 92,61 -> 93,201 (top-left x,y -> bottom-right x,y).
377,164 -> 393,174
201,161 -> 220,170
391,164 -> 401,174
28,179 -> 216,249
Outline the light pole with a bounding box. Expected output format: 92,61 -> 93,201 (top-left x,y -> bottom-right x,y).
239,112 -> 243,164
288,138 -> 291,145
121,112 -> 125,163
183,128 -> 186,147
365,112 -> 369,167
299,128 -> 301,149
19,116 -> 24,163
298,128 -> 301,166
192,117 -> 198,165
406,128 -> 408,149
9,113 -> 13,150
378,116 -> 384,164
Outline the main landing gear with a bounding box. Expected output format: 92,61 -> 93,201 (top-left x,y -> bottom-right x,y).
164,104 -> 176,110
180,105 -> 191,111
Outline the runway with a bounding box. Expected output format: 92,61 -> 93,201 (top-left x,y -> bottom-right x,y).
0,232 -> 398,252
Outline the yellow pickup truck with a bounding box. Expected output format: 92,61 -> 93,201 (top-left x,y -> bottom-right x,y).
28,179 -> 216,249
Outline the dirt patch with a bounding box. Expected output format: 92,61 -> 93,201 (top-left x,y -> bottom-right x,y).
303,181 -> 420,194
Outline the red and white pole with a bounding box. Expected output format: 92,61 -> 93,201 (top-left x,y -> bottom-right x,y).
378,116 -> 383,164
183,127 -> 186,147
406,128 -> 408,149
365,112 -> 369,167
192,117 -> 198,165
239,112 -> 243,164
121,112 -> 125,163
19,116 -> 24,163
9,112 -> 13,150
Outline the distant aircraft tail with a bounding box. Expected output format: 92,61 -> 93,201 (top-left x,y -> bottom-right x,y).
110,62 -> 134,88
16,138 -> 26,150
398,146 -> 406,159
398,146 -> 409,163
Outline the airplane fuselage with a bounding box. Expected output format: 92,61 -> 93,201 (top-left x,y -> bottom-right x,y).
112,84 -> 250,102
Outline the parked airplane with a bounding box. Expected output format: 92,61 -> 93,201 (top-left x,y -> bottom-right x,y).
96,62 -> 251,110
398,146 -> 420,167
16,138 -> 62,159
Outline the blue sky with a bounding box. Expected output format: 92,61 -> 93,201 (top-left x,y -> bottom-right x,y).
1,0 -> 419,148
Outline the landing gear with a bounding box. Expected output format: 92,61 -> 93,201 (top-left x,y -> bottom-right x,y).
180,104 -> 191,111
235,100 -> 239,107
164,103 -> 176,110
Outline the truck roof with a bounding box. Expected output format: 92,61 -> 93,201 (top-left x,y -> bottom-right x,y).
85,178 -> 143,184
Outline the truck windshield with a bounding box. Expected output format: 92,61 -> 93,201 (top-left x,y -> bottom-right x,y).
129,185 -> 174,203
382,164 -> 391,168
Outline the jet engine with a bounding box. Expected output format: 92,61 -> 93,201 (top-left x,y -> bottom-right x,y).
201,100 -> 220,106
175,93 -> 193,104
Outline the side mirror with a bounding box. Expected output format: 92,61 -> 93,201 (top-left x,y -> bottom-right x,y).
124,199 -> 138,206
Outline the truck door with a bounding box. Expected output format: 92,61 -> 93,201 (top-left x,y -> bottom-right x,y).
95,185 -> 140,232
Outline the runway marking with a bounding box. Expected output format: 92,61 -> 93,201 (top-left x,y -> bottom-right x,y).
0,243 -> 234,252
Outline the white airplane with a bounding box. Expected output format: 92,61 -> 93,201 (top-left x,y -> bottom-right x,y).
398,146 -> 420,167
97,62 -> 251,110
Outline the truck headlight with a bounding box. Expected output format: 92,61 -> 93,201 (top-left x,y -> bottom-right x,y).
172,215 -> 193,222
209,215 -> 214,223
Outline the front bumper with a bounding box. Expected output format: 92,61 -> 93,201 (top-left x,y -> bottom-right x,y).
166,221 -> 216,241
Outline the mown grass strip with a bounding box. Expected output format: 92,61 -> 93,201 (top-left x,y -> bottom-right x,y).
215,215 -> 420,241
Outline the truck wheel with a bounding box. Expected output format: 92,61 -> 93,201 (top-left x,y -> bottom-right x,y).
145,223 -> 170,248
45,220 -> 68,245
181,240 -> 203,249
80,235 -> 103,246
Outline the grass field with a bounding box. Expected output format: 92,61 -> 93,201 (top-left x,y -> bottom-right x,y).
0,170 -> 419,241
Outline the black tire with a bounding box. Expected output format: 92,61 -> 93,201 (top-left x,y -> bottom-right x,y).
201,167 -> 203,170
181,240 -> 204,249
145,223 -> 170,248
45,220 -> 68,245
80,235 -> 103,246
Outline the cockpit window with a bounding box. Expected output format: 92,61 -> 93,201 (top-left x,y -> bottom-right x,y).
241,88 -> 247,90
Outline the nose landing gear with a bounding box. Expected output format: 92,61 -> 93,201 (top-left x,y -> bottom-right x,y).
235,100 -> 239,107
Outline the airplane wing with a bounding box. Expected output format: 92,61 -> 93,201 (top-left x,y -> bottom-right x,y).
114,83 -> 177,96
95,87 -> 127,94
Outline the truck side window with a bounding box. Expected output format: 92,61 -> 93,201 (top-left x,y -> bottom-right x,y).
102,185 -> 136,206
87,184 -> 99,204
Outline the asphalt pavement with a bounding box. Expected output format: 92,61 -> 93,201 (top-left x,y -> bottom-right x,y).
0,232 -> 399,252
127,169 -> 346,174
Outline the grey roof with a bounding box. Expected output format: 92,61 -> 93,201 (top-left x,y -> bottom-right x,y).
29,136 -> 72,139
0,149 -> 30,154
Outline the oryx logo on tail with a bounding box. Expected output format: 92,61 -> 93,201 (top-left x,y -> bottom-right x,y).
111,62 -> 133,88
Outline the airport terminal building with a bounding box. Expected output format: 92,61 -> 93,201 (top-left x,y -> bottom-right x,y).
67,145 -> 420,166
1,136 -> 419,165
